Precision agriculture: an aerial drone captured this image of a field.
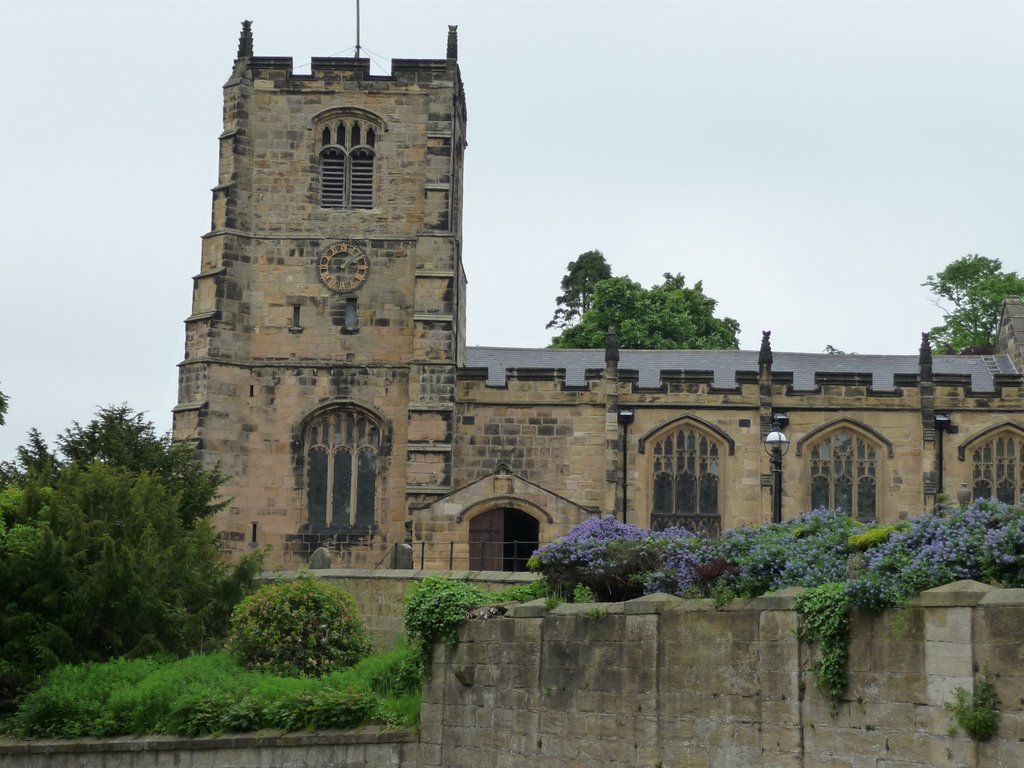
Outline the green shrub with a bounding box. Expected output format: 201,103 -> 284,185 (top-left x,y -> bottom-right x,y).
228,577 -> 371,677
352,644 -> 423,697
9,649 -> 417,738
13,656 -> 164,738
847,524 -> 900,551
947,674 -> 1000,741
795,582 -> 851,703
572,583 -> 596,603
375,691 -> 421,729
404,578 -> 490,670
107,653 -> 262,734
301,687 -> 378,730
490,578 -> 547,603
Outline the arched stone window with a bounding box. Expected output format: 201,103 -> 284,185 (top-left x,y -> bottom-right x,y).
970,431 -> 1024,504
304,409 -> 381,531
315,112 -> 379,209
809,429 -> 879,521
651,427 -> 721,536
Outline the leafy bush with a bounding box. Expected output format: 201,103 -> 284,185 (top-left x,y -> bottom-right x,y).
946,674 -> 1000,741
12,656 -> 166,738
489,579 -> 548,604
347,644 -> 423,698
404,578 -> 490,671
300,687 -> 378,730
795,583 -> 851,702
847,524 -> 901,551
707,509 -> 863,598
571,583 -> 596,603
228,577 -> 371,677
107,653 -> 267,734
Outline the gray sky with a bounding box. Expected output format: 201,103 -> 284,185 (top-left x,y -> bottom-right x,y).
2,0 -> 1022,461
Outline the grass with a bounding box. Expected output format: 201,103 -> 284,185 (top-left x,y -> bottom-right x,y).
7,645 -> 422,739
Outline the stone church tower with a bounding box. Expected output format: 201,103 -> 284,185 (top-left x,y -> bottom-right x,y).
174,22 -> 467,562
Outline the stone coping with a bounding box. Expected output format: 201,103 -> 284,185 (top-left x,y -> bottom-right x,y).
0,727 -> 417,755
261,568 -> 539,582
488,581 -> 1023,619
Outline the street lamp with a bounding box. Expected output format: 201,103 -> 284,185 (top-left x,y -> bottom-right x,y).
763,420 -> 790,524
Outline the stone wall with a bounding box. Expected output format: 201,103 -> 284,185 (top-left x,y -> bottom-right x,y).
4,579 -> 1023,767
419,580 -> 1024,767
265,568 -> 538,648
0,728 -> 416,768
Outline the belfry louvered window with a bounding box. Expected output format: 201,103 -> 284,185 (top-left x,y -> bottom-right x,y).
317,119 -> 377,209
305,410 -> 381,531
321,148 -> 347,207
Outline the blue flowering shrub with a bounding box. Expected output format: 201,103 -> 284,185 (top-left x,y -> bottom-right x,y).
528,516 -> 693,601
701,509 -> 864,599
848,499 -> 1024,609
533,501 -> 1024,606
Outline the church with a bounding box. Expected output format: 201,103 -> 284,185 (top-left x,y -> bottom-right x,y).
173,23 -> 1024,570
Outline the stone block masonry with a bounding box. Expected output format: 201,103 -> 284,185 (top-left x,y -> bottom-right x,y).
0,728 -> 416,768
421,580 -> 1024,767
5,579 -> 1023,767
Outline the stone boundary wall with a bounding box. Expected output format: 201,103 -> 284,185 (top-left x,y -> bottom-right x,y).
419,580 -> 1024,768
7,579 -> 1021,767
261,568 -> 538,648
0,728 -> 417,768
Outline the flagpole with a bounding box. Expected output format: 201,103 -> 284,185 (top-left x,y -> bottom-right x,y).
355,0 -> 361,59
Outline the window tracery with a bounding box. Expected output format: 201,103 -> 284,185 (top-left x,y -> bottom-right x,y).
809,429 -> 878,521
651,427 -> 721,536
971,432 -> 1024,504
304,409 -> 380,530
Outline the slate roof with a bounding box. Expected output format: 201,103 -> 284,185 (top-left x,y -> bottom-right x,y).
464,347 -> 1019,393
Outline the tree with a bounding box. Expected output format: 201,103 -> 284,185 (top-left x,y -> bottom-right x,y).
0,386 -> 7,427
550,273 -> 740,350
546,250 -> 612,330
0,406 -> 259,708
0,429 -> 57,488
1,405 -> 225,528
923,255 -> 1024,353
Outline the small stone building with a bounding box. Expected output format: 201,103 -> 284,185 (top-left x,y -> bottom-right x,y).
173,23 -> 1024,569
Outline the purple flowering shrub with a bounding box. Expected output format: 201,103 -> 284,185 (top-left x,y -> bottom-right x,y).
532,501 -> 1024,608
706,509 -> 863,598
529,516 -> 692,601
848,499 -> 1024,609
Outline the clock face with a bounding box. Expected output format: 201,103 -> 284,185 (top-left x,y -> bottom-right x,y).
317,243 -> 369,293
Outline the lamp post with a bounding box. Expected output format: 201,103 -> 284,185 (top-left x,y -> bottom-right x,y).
763,420 -> 790,524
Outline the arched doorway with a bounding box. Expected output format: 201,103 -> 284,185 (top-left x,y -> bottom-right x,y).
469,507 -> 539,572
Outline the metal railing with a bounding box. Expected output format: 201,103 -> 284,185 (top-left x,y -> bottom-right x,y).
371,539 -> 537,572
